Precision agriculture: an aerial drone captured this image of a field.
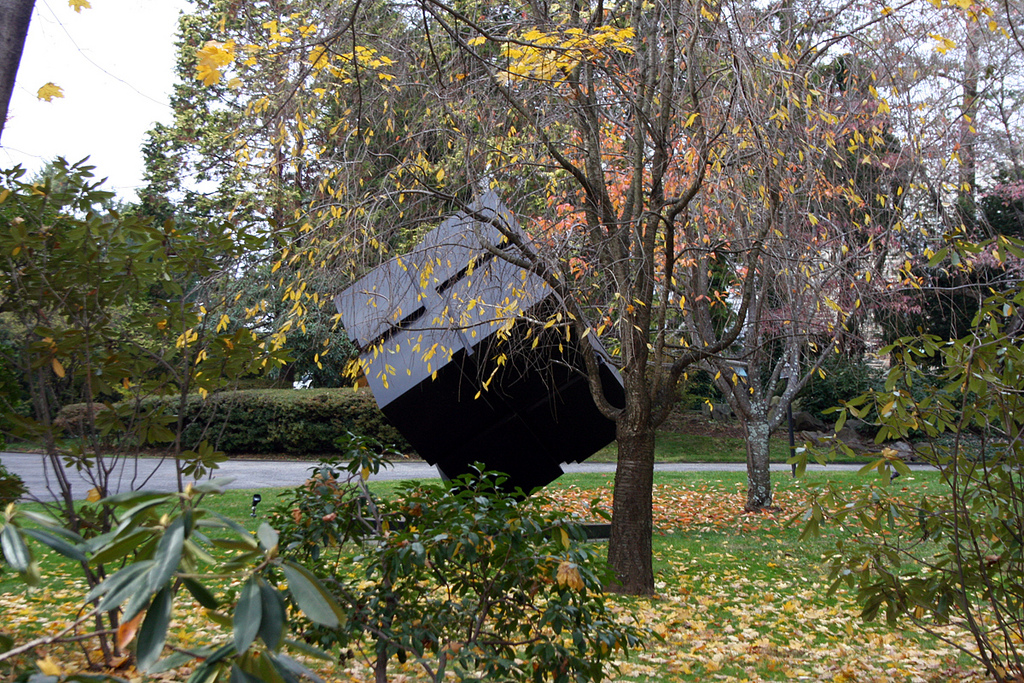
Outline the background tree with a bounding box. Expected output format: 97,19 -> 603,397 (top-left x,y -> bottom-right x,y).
0,158 -> 284,666
186,0 -> 946,594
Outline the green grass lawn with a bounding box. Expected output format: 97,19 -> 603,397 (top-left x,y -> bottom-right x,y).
0,469 -> 983,682
588,429 -> 866,464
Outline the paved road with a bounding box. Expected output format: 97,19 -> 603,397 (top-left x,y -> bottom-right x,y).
1,451 -> 915,501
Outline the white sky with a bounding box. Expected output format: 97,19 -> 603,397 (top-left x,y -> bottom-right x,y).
0,0 -> 190,200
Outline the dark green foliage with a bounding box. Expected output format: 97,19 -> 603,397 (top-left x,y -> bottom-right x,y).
875,262 -> 1006,364
269,433 -> 397,563
57,389 -> 410,456
800,235 -> 1024,683
980,170 -> 1024,239
0,338 -> 27,448
796,354 -> 883,422
270,451 -> 645,683
1,436 -> 645,683
0,463 -> 26,507
676,369 -> 724,411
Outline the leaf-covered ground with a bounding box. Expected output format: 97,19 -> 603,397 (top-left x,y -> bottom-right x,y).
0,478 -> 986,682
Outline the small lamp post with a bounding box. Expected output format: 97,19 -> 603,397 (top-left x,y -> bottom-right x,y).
251,493 -> 262,517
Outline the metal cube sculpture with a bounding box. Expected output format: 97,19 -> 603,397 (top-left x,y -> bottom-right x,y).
335,191 -> 623,491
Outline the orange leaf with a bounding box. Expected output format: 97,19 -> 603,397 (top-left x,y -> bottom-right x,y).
117,610 -> 145,651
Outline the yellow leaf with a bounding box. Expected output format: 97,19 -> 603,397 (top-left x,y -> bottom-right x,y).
36,82 -> 64,102
36,657 -> 62,676
86,487 -> 102,503
51,357 -> 65,378
195,40 -> 236,86
68,0 -> 91,11
559,527 -> 569,549
361,466 -> 370,481
556,560 -> 584,590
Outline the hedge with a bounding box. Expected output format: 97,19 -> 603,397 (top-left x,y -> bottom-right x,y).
56,388 -> 412,457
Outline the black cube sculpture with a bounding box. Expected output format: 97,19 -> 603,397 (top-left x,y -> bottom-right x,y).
335,191 -> 623,491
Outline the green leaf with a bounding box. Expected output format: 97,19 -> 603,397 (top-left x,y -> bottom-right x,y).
137,586 -> 173,672
206,641 -> 239,665
89,529 -> 153,566
205,610 -> 233,628
858,459 -> 884,475
233,577 -> 262,654
257,523 -> 279,552
834,409 -> 847,434
271,652 -> 325,683
1,524 -> 32,572
281,561 -> 343,628
13,509 -> 62,528
257,578 -> 286,651
184,537 -> 217,566
208,512 -> 259,544
211,538 -> 261,551
115,498 -> 173,526
193,477 -> 235,493
145,651 -> 194,674
182,577 -> 220,610
927,247 -> 949,268
20,527 -> 88,562
891,458 -> 912,478
100,564 -> 157,617
100,490 -> 171,507
148,516 -> 186,593
252,650 -> 288,683
220,550 -> 262,572
281,638 -> 333,662
88,560 -> 153,607
230,664 -> 265,683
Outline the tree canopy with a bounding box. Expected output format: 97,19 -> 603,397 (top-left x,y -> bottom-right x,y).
145,0 -> 1024,594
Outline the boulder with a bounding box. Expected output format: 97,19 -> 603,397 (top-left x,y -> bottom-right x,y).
790,411 -> 827,432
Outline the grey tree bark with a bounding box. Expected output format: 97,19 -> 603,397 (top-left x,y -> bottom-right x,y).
0,0 -> 35,144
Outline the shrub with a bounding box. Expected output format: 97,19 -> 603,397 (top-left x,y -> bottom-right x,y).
270,446 -> 645,683
797,353 -> 883,422
57,388 -> 411,456
0,463 -> 26,507
801,242 -> 1024,683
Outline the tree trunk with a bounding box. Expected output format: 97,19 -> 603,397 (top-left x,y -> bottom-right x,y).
607,423 -> 655,595
0,0 -> 34,143
744,419 -> 773,511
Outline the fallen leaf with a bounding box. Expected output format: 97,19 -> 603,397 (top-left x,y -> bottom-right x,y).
36,656 -> 62,676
